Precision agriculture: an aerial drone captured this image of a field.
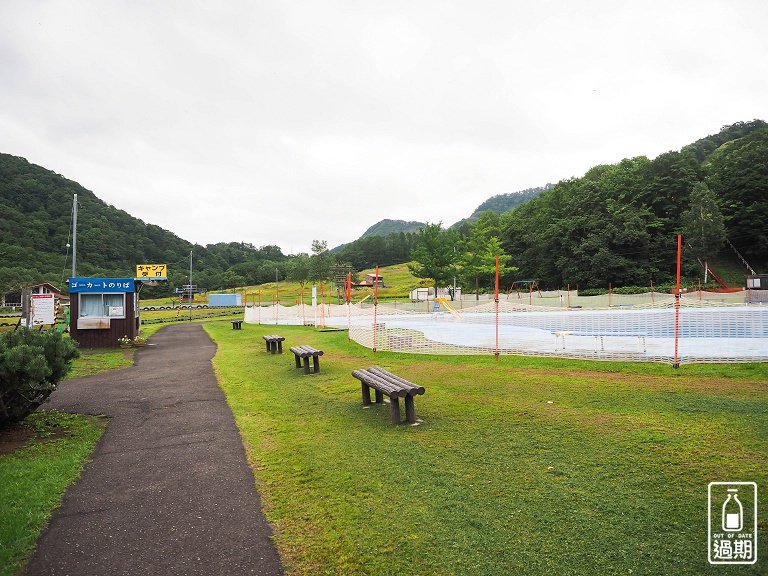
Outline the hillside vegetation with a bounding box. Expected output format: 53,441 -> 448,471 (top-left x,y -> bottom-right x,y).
502,121 -> 768,287
0,153 -> 292,299
1,120 -> 766,297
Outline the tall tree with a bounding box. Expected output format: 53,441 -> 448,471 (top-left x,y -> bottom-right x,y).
681,182 -> 726,255
706,127 -> 768,268
309,240 -> 332,284
287,253 -> 311,289
408,223 -> 458,297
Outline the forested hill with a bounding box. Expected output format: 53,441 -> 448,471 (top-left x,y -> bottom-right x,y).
361,219 -> 425,237
2,119 -> 767,295
501,120 -> 768,288
0,153 -> 291,297
452,184 -> 555,228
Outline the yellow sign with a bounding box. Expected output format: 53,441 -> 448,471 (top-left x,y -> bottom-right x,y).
136,264 -> 168,278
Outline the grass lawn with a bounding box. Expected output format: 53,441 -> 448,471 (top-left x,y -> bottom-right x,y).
0,342 -> 132,575
0,410 -> 107,576
206,321 -> 767,575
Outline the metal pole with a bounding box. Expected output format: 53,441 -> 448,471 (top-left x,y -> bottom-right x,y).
189,250 -> 193,322
72,194 -> 77,277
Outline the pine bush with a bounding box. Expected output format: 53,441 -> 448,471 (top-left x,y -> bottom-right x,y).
0,328 -> 80,428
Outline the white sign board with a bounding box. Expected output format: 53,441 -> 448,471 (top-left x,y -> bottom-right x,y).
31,293 -> 56,326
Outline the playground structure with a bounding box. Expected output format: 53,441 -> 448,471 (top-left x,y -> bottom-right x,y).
433,297 -> 462,320
508,280 -> 542,301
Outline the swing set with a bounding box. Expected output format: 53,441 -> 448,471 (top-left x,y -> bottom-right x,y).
507,280 -> 542,303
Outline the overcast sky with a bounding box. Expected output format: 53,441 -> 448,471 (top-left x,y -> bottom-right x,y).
1,1 -> 766,255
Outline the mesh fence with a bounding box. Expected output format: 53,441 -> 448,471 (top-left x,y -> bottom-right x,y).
243,291 -> 768,365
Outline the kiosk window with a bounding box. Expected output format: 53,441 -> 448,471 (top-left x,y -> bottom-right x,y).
79,293 -> 125,318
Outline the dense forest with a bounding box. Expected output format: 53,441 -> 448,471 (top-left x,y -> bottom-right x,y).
500,121 -> 768,288
1,120 -> 766,299
0,153 -> 291,299
451,184 -> 554,228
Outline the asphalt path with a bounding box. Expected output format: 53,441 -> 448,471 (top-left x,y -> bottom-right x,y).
24,323 -> 284,576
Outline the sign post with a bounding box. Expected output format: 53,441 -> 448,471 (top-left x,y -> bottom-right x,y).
31,293 -> 56,326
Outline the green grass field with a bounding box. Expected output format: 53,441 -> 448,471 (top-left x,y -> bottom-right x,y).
207,321 -> 767,575
2,319 -> 765,575
0,411 -> 107,576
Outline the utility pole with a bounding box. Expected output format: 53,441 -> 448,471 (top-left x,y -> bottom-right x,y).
72,194 -> 78,277
189,250 -> 193,322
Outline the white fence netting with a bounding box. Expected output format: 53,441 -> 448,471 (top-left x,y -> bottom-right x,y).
243,291 -> 768,365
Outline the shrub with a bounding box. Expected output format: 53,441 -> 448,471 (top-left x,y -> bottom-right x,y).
0,329 -> 80,429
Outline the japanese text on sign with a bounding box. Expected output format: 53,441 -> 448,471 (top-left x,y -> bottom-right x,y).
136,264 -> 168,278
69,278 -> 135,293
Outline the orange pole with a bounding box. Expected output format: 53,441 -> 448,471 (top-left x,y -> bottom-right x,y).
346,273 -> 351,342
674,235 -> 682,367
346,273 -> 351,303
495,255 -> 500,360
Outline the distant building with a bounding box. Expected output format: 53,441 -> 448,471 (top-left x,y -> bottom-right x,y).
746,274 -> 768,303
209,293 -> 242,307
353,273 -> 384,288
3,282 -> 68,307
365,273 -> 384,287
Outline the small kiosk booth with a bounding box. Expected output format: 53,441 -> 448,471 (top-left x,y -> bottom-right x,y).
746,274 -> 768,304
68,278 -> 139,348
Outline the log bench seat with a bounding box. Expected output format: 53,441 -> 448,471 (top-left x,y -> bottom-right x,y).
290,345 -> 323,374
351,366 -> 425,425
263,334 -> 285,354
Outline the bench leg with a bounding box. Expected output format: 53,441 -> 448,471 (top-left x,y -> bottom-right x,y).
361,383 -> 372,406
277,341 -> 283,354
390,397 -> 401,425
294,354 -> 302,369
405,395 -> 416,424
374,389 -> 384,404
266,341 -> 271,353
302,357 -> 310,375
312,355 -> 320,374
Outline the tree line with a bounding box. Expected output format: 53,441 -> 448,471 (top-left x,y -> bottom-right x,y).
1,120 -> 766,302
386,121 -> 768,294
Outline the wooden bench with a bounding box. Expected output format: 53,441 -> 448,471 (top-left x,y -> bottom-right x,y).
290,345 -> 323,374
351,367 -> 425,425
231,320 -> 243,330
263,334 -> 285,354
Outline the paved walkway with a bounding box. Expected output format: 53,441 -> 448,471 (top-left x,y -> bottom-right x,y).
25,323 -> 284,576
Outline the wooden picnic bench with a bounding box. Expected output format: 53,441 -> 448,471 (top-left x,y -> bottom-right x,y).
351,367 -> 425,425
290,345 -> 324,374
231,320 -> 243,330
263,334 -> 285,354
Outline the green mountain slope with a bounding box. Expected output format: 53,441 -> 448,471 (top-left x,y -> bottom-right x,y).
501,121 -> 768,288
452,184 -> 555,228
361,219 -> 425,237
2,119 -> 766,296
0,154 -> 290,297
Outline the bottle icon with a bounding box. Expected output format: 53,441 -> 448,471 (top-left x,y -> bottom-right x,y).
722,488 -> 743,532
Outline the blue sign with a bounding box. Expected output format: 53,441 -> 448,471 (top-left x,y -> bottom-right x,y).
69,278 -> 135,293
